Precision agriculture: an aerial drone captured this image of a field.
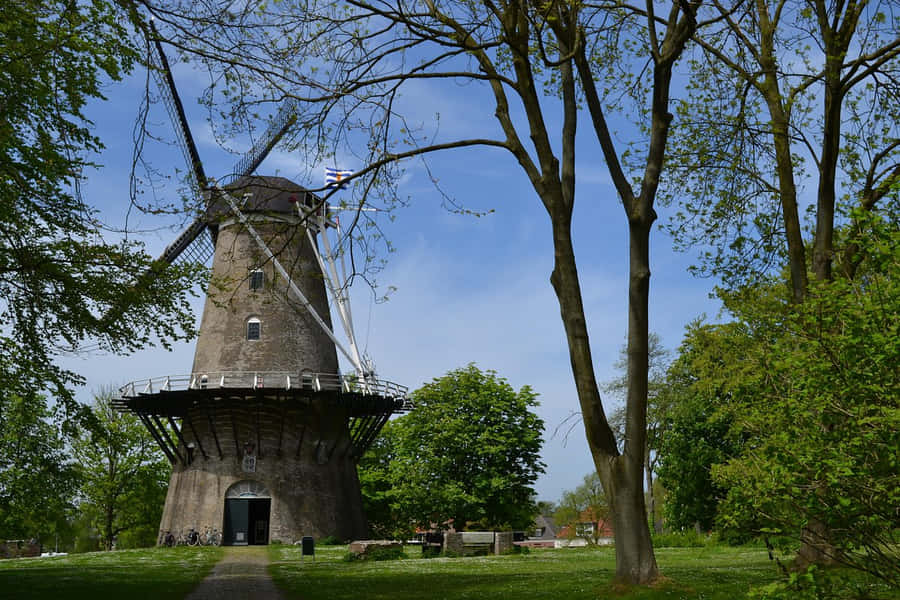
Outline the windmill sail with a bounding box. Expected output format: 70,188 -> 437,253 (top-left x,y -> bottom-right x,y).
145,22 -> 298,267
222,98 -> 299,187
145,20 -> 212,266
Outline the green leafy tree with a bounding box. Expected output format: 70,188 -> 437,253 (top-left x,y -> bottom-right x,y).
662,0 -> 898,568
665,0 -> 899,300
654,322 -> 747,534
1,0 -> 198,414
73,389 -> 170,550
0,392 -> 79,543
356,422 -> 409,540
711,214 -> 899,586
360,365 -> 545,533
658,213 -> 899,592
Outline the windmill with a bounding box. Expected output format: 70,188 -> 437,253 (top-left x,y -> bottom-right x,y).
113,23 -> 407,546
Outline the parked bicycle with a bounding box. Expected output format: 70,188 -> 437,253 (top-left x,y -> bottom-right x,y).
186,528 -> 201,546
201,526 -> 221,546
162,530 -> 175,547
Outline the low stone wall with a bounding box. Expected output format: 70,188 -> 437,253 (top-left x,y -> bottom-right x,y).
494,531 -> 513,554
0,540 -> 41,559
347,540 -> 402,558
443,531 -> 514,556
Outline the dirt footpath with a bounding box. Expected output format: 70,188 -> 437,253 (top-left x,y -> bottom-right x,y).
185,546 -> 286,600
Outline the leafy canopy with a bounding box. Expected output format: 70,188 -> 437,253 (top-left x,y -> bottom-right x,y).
0,0 -> 198,411
0,392 -> 78,541
73,389 -> 170,550
656,212 -> 899,587
359,364 -> 545,534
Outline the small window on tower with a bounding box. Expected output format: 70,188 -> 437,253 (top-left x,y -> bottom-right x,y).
247,317 -> 261,341
249,269 -> 264,291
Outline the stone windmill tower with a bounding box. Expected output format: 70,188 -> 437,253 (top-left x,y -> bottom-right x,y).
115,26 -> 406,546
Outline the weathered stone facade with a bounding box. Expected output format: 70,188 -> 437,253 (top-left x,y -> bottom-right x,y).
191,211 -> 337,376
158,394 -> 367,544
158,177 -> 367,544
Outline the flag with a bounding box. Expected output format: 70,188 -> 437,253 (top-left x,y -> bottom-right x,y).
325,167 -> 352,189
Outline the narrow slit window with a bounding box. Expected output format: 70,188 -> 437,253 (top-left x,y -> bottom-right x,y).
247,317 -> 261,341
249,269 -> 264,291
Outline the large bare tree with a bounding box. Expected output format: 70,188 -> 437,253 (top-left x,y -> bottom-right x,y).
135,0 -> 700,583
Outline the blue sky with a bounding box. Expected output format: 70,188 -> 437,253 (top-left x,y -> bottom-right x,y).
63,53 -> 723,504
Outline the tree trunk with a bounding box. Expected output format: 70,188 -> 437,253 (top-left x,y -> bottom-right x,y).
812,62 -> 843,283
105,504 -> 115,551
614,215 -> 659,582
605,458 -> 658,583
796,518 -> 840,568
548,208 -> 659,584
757,8 -> 807,303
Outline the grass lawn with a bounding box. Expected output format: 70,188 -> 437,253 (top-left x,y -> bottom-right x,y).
1,543 -> 894,599
0,545 -> 223,599
268,544 -> 780,599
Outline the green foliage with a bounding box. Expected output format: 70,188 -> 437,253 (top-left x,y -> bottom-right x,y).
0,392 -> 79,542
343,544 -> 405,562
317,536 -> 345,546
72,388 -> 170,550
358,365 -> 545,535
661,1 -> 900,292
710,216 -> 900,587
357,425 -> 407,540
747,564 -> 892,600
0,0 -> 199,415
502,544 -> 530,556
655,321 -> 747,532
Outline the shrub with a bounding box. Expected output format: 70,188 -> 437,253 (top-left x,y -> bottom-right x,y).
317,536 -> 344,546
651,529 -> 715,548
343,544 -> 405,562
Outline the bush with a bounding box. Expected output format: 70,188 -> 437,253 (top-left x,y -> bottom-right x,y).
651,529 -> 716,548
317,536 -> 344,546
503,545 -> 530,556
746,565 -> 887,600
343,544 -> 405,562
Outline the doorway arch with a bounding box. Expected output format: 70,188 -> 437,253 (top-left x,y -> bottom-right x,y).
224,480 -> 271,545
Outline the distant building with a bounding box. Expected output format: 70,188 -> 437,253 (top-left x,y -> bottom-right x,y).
530,514 -> 558,540
513,513 -> 558,549
555,508 -> 613,547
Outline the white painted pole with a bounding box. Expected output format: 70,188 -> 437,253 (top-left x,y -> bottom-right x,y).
306,226 -> 366,378
315,212 -> 366,372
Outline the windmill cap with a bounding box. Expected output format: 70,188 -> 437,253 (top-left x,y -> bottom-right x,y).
205,175 -> 320,220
